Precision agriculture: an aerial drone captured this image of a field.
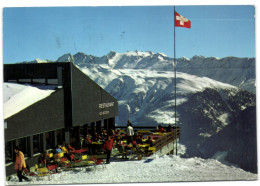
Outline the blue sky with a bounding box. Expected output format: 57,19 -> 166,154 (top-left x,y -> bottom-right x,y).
3,5 -> 255,64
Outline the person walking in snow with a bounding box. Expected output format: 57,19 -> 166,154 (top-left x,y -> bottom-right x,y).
103,136 -> 114,164
14,146 -> 29,182
126,120 -> 134,144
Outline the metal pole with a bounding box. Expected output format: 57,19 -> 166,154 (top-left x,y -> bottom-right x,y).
174,6 -> 177,156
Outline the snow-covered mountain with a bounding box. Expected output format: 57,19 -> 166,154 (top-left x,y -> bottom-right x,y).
17,51 -> 257,173
57,51 -> 255,93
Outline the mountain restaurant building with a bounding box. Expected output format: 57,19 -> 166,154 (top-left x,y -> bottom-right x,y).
3,62 -> 118,176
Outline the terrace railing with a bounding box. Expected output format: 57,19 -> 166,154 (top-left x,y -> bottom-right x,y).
153,127 -> 181,152
115,126 -> 181,154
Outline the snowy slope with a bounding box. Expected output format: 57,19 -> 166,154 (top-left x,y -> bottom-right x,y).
177,55 -> 256,93
81,66 -> 240,126
3,83 -> 55,119
6,155 -> 257,185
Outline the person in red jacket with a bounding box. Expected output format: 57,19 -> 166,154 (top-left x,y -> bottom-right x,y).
103,136 -> 114,164
14,146 -> 29,182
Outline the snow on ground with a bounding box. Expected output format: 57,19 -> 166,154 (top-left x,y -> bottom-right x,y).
6,155 -> 257,185
3,83 -> 55,119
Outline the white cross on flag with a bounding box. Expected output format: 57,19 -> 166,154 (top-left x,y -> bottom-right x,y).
175,11 -> 191,28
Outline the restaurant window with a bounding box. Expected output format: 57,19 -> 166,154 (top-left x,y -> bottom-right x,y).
45,131 -> 55,150
33,134 -> 43,154
57,129 -> 65,145
17,137 -> 29,157
5,141 -> 14,163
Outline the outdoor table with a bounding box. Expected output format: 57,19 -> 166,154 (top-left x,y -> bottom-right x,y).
153,132 -> 165,136
137,130 -> 152,133
71,149 -> 88,154
92,142 -> 103,145
150,135 -> 162,140
85,160 -> 95,165
138,144 -> 149,148
71,149 -> 88,160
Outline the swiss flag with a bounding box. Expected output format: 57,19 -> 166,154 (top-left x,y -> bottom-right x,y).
175,11 -> 191,28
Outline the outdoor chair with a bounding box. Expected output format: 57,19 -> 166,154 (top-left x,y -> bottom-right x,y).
47,164 -> 58,174
35,164 -> 50,177
48,153 -> 53,158
90,156 -> 106,171
23,167 -> 37,177
60,157 -> 72,171
147,147 -> 156,156
81,154 -> 88,160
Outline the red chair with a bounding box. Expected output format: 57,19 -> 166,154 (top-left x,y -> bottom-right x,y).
60,157 -> 71,170
70,154 -> 75,161
90,155 -> 97,162
23,168 -> 37,176
91,156 -> 105,170
96,158 -> 104,165
47,164 -> 58,174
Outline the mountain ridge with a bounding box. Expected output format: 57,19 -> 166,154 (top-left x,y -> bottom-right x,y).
21,51 -> 255,93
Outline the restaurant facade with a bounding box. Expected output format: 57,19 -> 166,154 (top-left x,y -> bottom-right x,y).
4,62 -> 118,176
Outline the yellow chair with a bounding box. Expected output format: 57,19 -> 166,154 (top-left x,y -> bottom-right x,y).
58,152 -> 64,158
48,153 -> 53,158
35,164 -> 49,177
60,157 -> 70,164
148,147 -> 156,153
82,155 -> 88,160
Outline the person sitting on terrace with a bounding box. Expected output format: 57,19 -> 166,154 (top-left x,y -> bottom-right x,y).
38,153 -> 46,168
92,131 -> 98,142
158,125 -> 165,133
132,134 -> 138,147
55,145 -> 62,154
84,135 -> 95,155
96,133 -> 103,142
132,139 -> 137,147
61,143 -> 72,161
46,150 -> 55,162
38,151 -> 53,167
115,130 -> 120,136
146,136 -> 153,147
100,131 -> 106,142
108,129 -> 115,137
136,133 -> 143,144
116,139 -> 128,159
67,143 -> 75,153
166,125 -> 173,132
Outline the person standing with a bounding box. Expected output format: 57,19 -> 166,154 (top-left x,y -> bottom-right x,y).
126,120 -> 134,144
103,136 -> 114,164
14,146 -> 29,182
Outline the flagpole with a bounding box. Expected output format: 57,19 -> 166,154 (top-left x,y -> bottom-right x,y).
174,6 -> 177,156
